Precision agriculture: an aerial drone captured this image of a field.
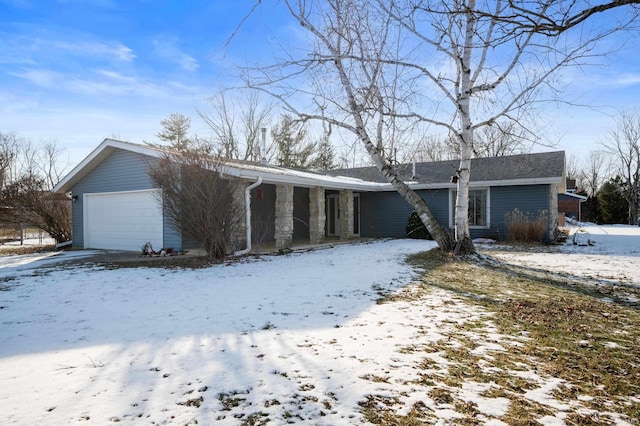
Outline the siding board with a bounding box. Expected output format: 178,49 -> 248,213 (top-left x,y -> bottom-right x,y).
358,186 -> 550,241
70,149 -> 182,249
487,185 -> 549,240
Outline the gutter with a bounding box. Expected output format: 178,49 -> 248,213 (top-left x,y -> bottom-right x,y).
55,240 -> 73,250
233,176 -> 263,256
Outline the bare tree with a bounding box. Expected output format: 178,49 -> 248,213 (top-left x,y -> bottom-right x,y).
401,134 -> 458,163
0,132 -> 19,195
237,0 -> 639,253
601,111 -> 640,225
581,150 -> 609,197
147,139 -> 243,259
472,122 -> 533,158
1,138 -> 71,243
199,91 -> 272,162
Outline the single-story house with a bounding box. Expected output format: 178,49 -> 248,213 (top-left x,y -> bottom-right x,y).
53,139 -> 567,252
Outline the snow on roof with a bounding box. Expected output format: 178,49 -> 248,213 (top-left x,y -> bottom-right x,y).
53,139 -> 385,193
53,138 -> 565,193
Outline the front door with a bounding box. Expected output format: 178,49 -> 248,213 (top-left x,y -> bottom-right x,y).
326,193 -> 360,237
326,194 -> 341,237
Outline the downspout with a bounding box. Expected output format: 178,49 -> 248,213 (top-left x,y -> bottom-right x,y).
234,176 -> 263,256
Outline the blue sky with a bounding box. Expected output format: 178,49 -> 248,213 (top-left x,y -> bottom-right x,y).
0,0 -> 287,166
1,0 -> 639,169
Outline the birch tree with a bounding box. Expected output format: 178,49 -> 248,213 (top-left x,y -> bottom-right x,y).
239,0 -> 639,253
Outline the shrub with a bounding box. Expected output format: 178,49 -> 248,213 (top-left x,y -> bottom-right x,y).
147,144 -> 243,260
406,210 -> 432,240
505,209 -> 548,243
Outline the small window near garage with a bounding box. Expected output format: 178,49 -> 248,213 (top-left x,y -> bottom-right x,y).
450,188 -> 489,228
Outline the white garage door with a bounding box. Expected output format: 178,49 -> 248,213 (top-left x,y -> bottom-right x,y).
84,189 -> 163,251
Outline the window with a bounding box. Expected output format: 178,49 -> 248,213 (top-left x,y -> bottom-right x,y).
451,189 -> 489,228
468,189 -> 487,226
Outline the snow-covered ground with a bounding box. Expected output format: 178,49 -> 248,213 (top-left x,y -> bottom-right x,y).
0,234 -> 56,250
0,224 -> 638,425
484,223 -> 640,290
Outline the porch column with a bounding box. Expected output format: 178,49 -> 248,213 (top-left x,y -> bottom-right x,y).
230,181 -> 247,252
309,187 -> 325,245
339,189 -> 354,240
548,183 -> 559,242
275,184 -> 294,249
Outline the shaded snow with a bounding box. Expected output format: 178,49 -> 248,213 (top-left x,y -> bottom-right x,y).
1,224 -> 639,424
485,224 -> 640,290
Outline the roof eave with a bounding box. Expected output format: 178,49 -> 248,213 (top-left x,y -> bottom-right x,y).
53,139 -> 165,193
401,176 -> 565,191
224,167 -> 386,191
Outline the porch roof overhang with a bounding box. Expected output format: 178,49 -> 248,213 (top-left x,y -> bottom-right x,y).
560,192 -> 588,201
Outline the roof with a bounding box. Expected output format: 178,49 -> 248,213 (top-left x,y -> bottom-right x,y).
53,139 -> 566,194
326,151 -> 566,189
53,139 -> 384,193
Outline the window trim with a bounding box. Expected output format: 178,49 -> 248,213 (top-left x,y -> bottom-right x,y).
449,187 -> 490,229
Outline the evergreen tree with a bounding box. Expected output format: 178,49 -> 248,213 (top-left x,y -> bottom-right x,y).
598,177 -> 629,224
156,113 -> 192,151
311,138 -> 338,171
581,195 -> 602,224
271,115 -> 315,169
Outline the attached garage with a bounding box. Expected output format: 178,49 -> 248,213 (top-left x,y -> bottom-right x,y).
83,189 -> 163,251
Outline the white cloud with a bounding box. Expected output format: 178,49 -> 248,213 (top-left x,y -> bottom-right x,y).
8,68 -> 61,87
51,40 -> 135,62
152,36 -> 199,71
8,65 -> 204,101
609,73 -> 640,87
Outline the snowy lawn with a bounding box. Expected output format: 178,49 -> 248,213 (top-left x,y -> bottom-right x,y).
0,226 -> 639,425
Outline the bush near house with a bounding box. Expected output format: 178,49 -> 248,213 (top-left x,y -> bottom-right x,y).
505,209 -> 548,243
405,211 -> 433,240
147,144 -> 243,260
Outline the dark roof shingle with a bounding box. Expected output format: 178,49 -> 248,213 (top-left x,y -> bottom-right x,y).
326,151 -> 565,184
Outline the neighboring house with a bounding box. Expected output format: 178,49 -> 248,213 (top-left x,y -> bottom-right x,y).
558,192 -> 588,222
53,139 -> 567,252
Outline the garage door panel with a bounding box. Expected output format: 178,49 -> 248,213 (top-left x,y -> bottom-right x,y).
84,190 -> 163,251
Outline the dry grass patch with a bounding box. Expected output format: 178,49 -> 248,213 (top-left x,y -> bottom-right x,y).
403,249 -> 640,423
0,244 -> 55,256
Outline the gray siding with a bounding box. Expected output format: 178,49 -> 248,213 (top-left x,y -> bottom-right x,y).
485,184 -> 550,240
358,189 -> 450,238
70,149 -> 182,249
360,185 -> 550,241
251,183 -> 276,244
359,192 -> 408,237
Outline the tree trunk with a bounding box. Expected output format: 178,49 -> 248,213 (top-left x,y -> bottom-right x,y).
452,1 -> 477,255
357,127 -> 454,252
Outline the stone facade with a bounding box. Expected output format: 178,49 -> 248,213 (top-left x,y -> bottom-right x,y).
547,183 -> 559,242
338,189 -> 354,240
229,180 -> 248,252
275,184 -> 294,249
309,186 -> 326,244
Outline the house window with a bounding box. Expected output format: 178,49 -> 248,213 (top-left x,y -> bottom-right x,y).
468,189 -> 487,226
451,188 -> 489,228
